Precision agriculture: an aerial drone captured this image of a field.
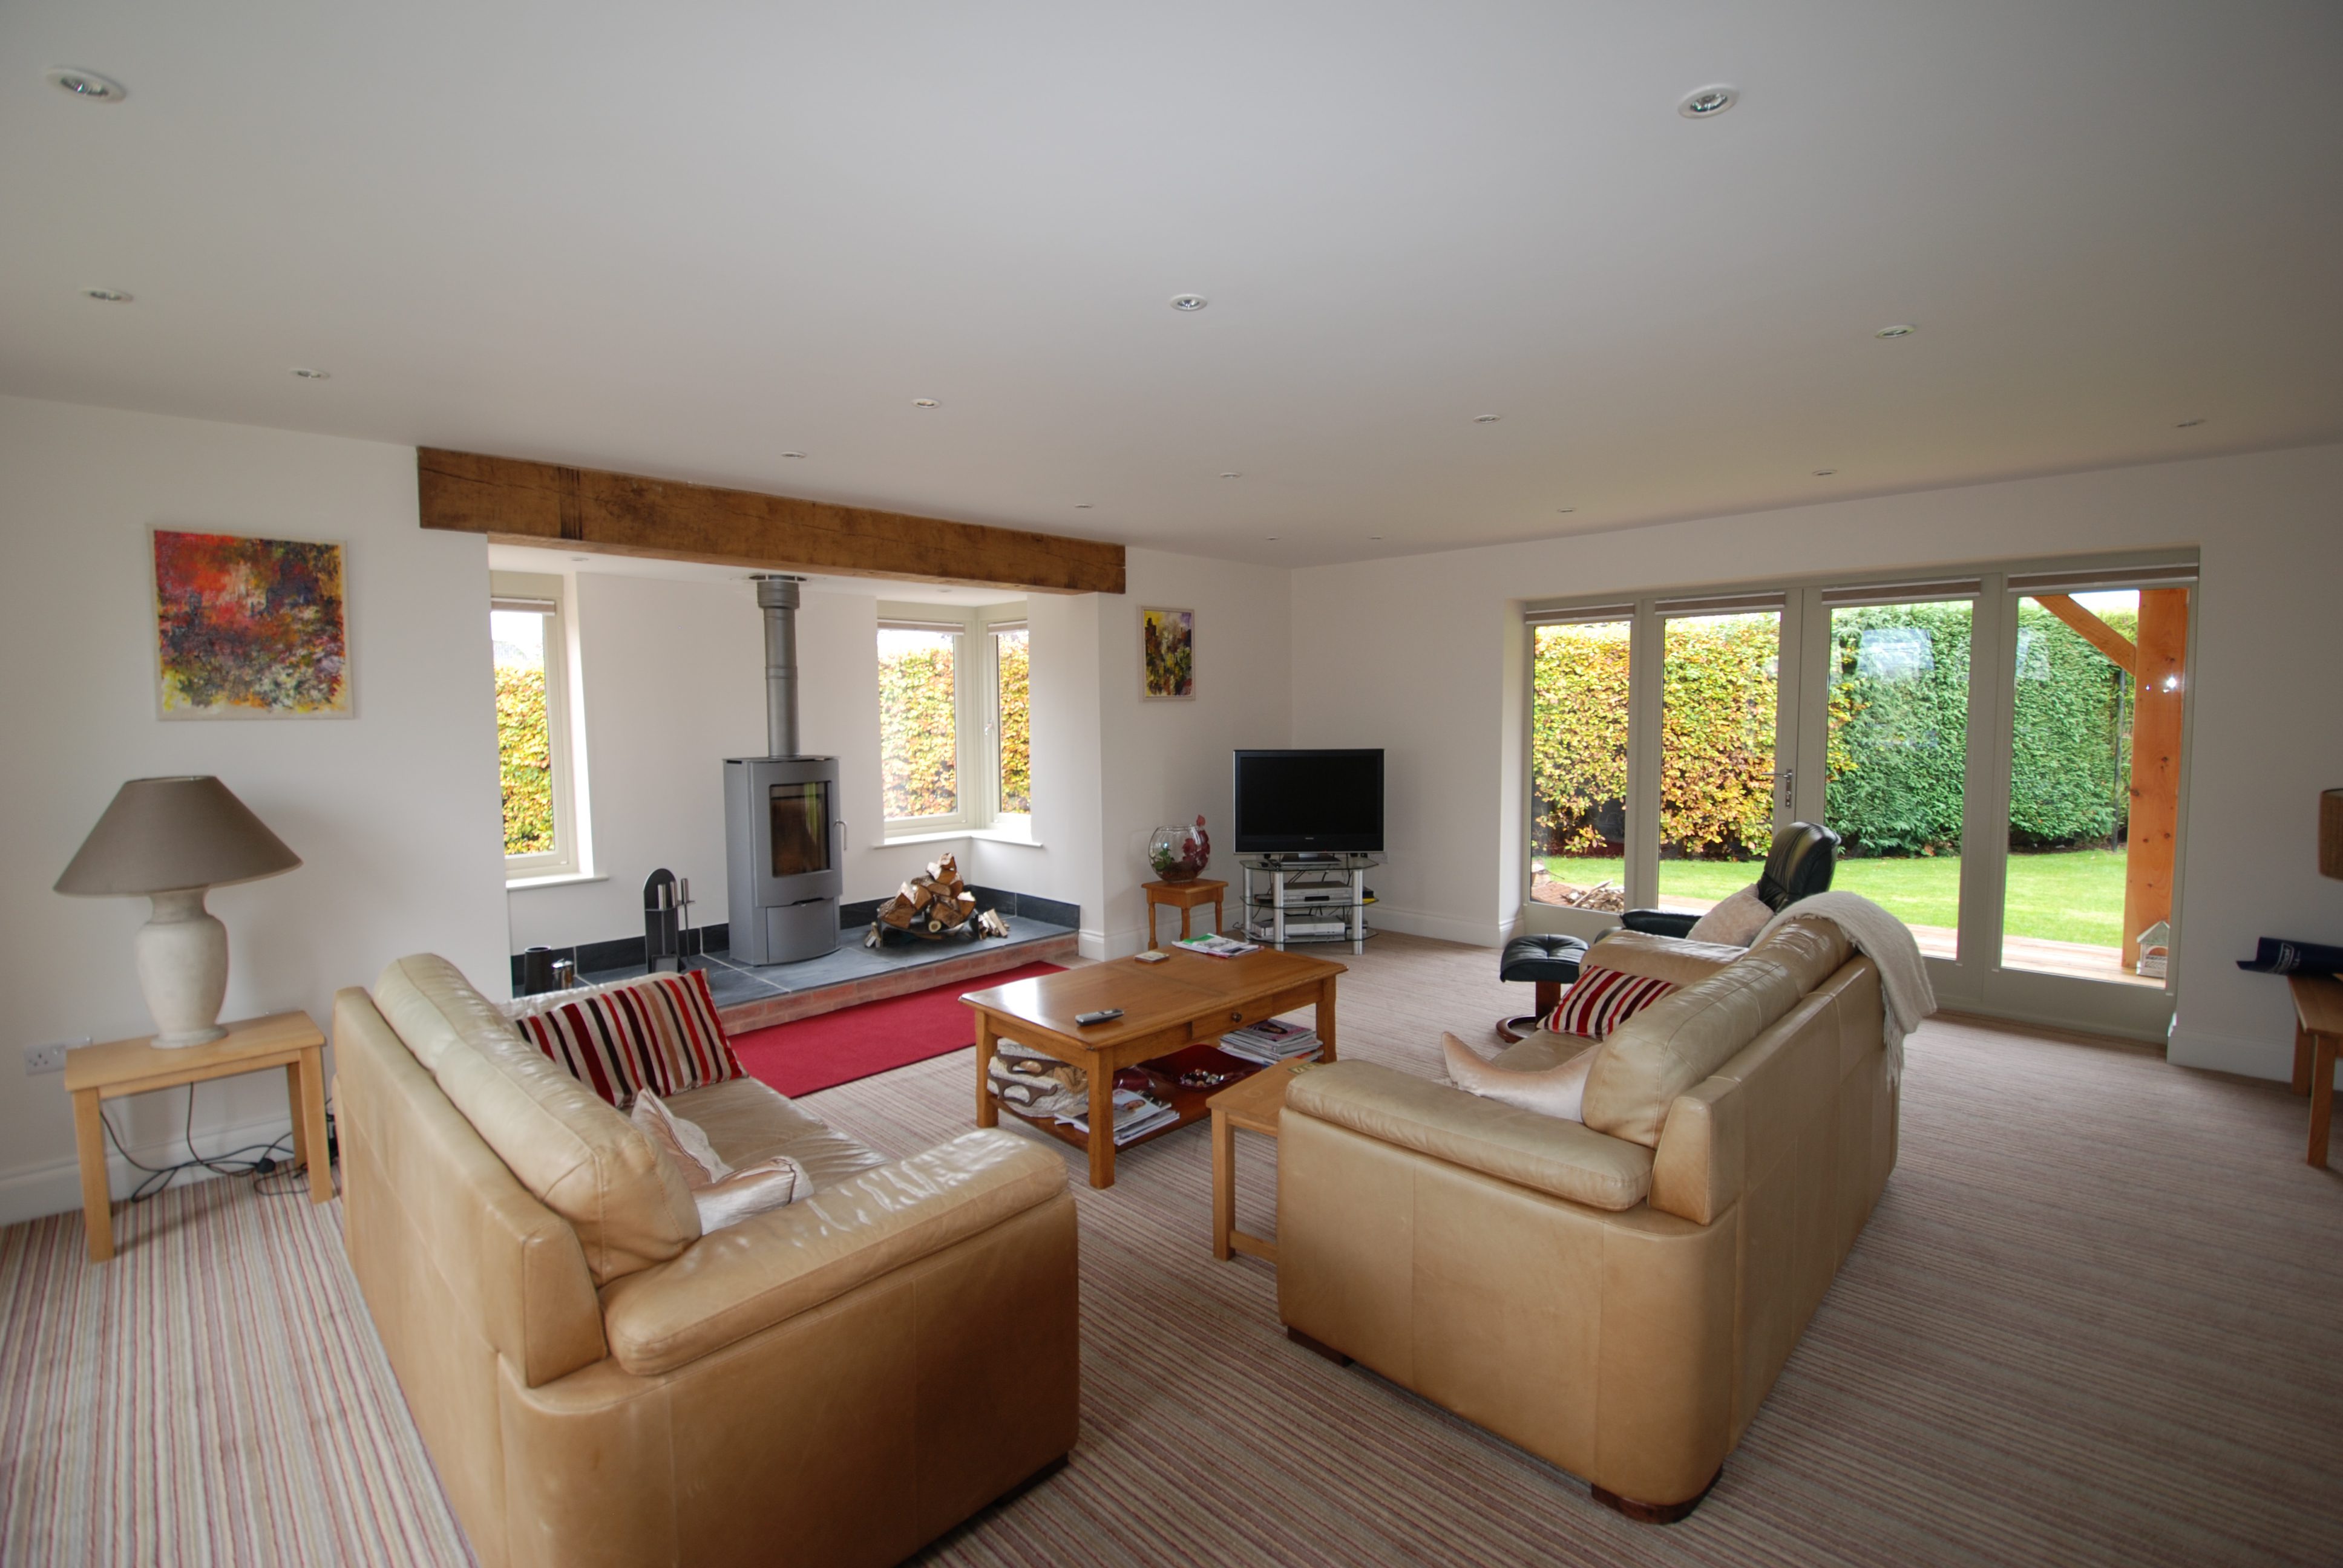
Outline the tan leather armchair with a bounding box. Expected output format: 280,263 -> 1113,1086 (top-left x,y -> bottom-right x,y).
1277,921 -> 1895,1521
334,956 -> 1079,1567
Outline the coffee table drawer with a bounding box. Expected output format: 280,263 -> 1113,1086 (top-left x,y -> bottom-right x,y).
1190,997 -> 1285,1041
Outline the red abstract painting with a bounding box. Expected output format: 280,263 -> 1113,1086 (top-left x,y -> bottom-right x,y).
152,530 -> 350,718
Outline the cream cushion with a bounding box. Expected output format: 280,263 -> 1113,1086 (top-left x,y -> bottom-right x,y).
1581,918 -> 1854,1148
372,954 -> 701,1285
1443,1030 -> 1598,1122
1688,884 -> 1773,946
632,1089 -> 811,1231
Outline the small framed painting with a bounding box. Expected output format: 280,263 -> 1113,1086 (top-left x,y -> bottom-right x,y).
1141,607 -> 1195,700
152,529 -> 352,719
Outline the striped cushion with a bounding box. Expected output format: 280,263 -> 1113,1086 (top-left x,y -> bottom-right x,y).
506,969 -> 744,1107
1544,965 -> 1679,1040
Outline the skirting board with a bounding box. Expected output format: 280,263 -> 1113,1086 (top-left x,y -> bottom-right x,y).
0,1105 -> 302,1230
1367,906 -> 1509,949
2169,1026 -> 2331,1086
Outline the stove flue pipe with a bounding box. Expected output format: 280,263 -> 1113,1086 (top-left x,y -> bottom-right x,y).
755,575 -> 802,758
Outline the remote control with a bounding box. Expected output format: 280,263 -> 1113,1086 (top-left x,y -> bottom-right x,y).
1073,1008 -> 1124,1025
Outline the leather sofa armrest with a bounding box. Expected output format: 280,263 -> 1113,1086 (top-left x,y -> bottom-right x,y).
598,1129 -> 1065,1376
1651,1076 -> 1743,1224
1620,909 -> 1702,939
1286,1061 -> 1652,1211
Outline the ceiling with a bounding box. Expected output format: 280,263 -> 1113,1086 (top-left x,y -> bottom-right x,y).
5,1 -> 2340,569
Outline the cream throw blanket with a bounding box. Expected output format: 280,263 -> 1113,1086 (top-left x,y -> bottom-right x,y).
1753,891 -> 1936,1085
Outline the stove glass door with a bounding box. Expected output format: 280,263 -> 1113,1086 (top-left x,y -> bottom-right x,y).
769,781 -> 831,878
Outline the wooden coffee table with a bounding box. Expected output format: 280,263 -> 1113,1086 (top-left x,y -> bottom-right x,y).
964,947 -> 1343,1188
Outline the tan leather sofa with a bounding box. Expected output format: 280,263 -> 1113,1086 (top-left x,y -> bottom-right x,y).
1277,921 -> 1896,1521
333,955 -> 1079,1568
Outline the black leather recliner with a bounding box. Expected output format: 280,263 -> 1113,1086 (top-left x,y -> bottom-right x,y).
1620,820 -> 1842,940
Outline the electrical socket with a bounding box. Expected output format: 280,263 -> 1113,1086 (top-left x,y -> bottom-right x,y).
24,1038 -> 85,1076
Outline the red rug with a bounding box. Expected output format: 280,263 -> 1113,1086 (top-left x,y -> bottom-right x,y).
729,961 -> 1067,1097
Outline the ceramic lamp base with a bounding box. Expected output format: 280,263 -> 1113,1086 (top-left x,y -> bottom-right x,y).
137,888 -> 229,1048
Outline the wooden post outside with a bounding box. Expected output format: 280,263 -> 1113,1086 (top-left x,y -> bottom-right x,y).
2123,589 -> 2187,969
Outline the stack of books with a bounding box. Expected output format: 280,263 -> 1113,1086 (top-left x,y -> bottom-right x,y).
1219,1018 -> 1322,1066
1064,1086 -> 1180,1147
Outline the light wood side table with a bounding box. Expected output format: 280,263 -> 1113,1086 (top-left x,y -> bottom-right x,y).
2287,974 -> 2340,1168
1207,1059 -> 1321,1263
65,1011 -> 332,1261
1142,877 -> 1227,948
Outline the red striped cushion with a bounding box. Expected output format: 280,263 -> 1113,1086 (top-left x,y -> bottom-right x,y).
1544,965 -> 1678,1040
508,969 -> 744,1107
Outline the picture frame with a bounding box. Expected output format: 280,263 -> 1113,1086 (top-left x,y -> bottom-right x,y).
1141,606 -> 1195,700
151,528 -> 353,720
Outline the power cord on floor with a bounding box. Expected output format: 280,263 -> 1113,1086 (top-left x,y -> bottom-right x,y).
97,1083 -> 332,1203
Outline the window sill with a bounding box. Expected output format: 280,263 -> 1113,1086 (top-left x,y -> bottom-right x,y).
881,826 -> 1044,849
506,871 -> 608,892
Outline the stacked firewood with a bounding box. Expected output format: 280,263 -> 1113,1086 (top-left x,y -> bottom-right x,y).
865,854 -> 1012,944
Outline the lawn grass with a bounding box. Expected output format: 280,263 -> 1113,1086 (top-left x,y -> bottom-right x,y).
1542,847 -> 2131,948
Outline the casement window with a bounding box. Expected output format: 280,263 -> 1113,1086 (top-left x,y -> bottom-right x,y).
879,602 -> 1032,840
492,570 -> 589,883
1524,553 -> 2197,1039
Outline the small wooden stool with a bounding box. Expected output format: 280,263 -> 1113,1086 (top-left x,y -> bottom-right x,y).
1207,1059 -> 1319,1262
2287,973 -> 2339,1168
1143,877 -> 1227,948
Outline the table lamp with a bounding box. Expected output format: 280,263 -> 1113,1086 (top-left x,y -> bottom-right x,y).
54,777 -> 302,1048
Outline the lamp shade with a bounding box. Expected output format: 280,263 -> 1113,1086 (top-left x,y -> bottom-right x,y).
54,776 -> 301,896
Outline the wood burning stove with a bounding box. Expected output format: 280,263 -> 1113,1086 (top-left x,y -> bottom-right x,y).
723,576 -> 844,965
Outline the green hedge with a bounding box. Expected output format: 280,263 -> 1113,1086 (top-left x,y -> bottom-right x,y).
1532,603 -> 2134,864
880,639 -> 959,819
496,664 -> 554,855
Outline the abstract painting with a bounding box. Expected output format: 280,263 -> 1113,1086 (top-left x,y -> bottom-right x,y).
1141,606 -> 1194,700
152,529 -> 351,719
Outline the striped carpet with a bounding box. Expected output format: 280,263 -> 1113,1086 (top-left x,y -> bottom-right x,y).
2,932 -> 2338,1565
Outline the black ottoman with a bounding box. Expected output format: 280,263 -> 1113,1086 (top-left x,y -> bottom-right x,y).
1496,933 -> 1588,1042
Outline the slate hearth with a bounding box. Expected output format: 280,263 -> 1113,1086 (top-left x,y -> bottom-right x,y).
523,889 -> 1079,1033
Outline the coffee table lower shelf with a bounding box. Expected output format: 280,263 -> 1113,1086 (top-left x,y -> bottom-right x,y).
987,1077 -> 1220,1158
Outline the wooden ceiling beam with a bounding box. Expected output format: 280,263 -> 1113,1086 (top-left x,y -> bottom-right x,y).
417,448 -> 1125,595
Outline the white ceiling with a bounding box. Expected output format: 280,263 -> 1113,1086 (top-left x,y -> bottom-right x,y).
6,1 -> 2340,570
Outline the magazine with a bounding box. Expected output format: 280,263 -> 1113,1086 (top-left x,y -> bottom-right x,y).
1220,1018 -> 1322,1065
1062,1086 -> 1180,1146
1175,933 -> 1259,959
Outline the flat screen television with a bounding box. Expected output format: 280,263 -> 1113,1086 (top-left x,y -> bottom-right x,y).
1232,749 -> 1384,855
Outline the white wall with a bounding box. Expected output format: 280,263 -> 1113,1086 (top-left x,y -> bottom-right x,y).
1291,442 -> 2343,1083
0,396 -> 510,1224
1089,549 -> 1296,957
506,550 -> 1299,962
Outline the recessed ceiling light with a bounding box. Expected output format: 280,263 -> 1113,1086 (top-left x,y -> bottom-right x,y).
82,288 -> 132,302
1075,503 -> 1094,509
1265,535 -> 1279,541
1812,468 -> 1838,477
1170,294 -> 1208,312
937,587 -> 954,594
913,398 -> 938,408
1369,535 -> 1383,541
1677,84 -> 1738,119
571,555 -> 590,563
1556,507 -> 1576,514
46,67 -> 126,103
1874,324 -> 1916,339
291,367 -> 330,380
781,450 -> 807,459
1219,472 -> 1241,479
1473,414 -> 1502,423
2174,418 -> 2205,428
